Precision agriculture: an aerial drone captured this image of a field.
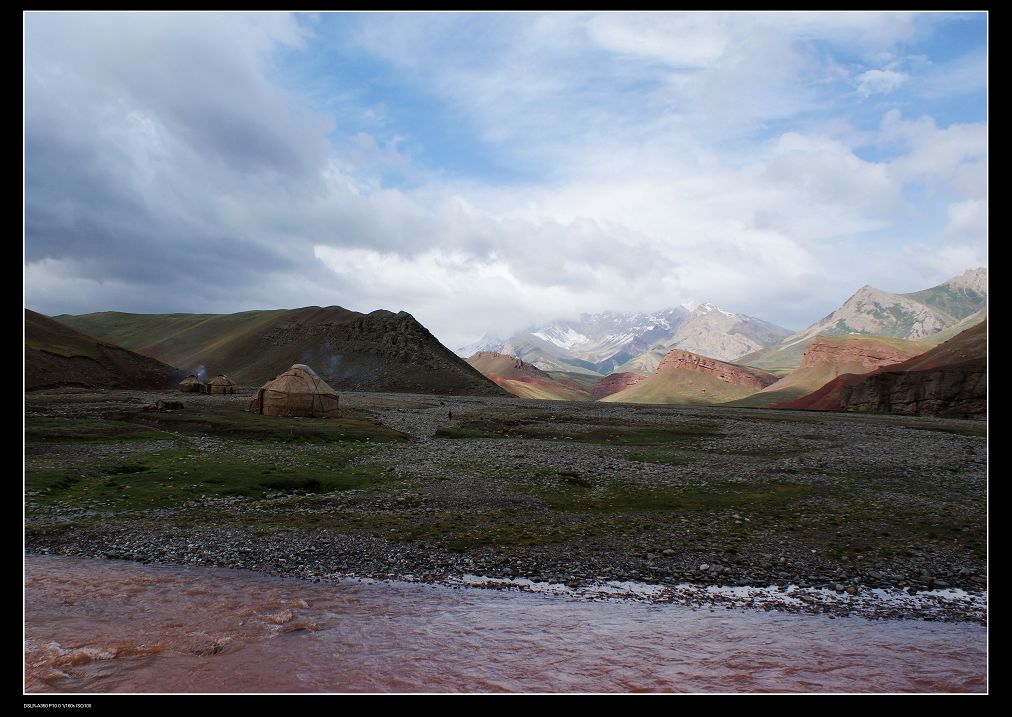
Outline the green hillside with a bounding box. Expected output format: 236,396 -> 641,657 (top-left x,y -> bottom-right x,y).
55,307 -> 506,396
600,368 -> 760,405
26,309 -> 184,390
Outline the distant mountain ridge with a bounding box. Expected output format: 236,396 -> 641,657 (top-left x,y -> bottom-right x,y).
456,304 -> 791,375
742,268 -> 987,372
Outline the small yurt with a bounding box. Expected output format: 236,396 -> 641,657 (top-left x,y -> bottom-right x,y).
208,374 -> 236,395
247,364 -> 339,418
179,375 -> 206,393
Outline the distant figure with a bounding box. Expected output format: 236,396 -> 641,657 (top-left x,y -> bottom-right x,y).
448,410 -> 453,421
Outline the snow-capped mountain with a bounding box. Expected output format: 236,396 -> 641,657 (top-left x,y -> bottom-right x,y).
457,305 -> 791,375
455,333 -> 506,358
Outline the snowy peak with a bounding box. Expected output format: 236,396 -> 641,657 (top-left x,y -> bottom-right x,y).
455,333 -> 506,358
694,302 -> 736,318
463,304 -> 791,374
531,326 -> 590,350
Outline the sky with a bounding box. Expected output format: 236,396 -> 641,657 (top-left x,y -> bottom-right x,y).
24,11 -> 987,349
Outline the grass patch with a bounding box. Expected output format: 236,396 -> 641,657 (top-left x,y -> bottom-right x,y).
25,417 -> 174,444
114,404 -> 407,444
626,447 -> 697,465
25,448 -> 396,511
435,427 -> 499,439
531,479 -> 816,514
438,413 -> 723,446
898,422 -> 987,437
717,445 -> 813,458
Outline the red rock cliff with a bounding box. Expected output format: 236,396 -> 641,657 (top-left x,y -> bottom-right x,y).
592,372 -> 645,400
800,337 -> 916,371
655,350 -> 778,391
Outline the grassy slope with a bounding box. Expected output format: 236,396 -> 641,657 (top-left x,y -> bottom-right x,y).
727,335 -> 931,408
55,308 -> 505,396
781,321 -> 986,411
56,308 -> 354,378
736,338 -> 812,373
546,371 -> 602,393
26,310 -> 184,390
27,309 -> 107,360
489,378 -> 589,401
904,285 -> 985,322
467,354 -> 591,400
919,308 -> 986,347
600,368 -> 760,405
613,348 -> 667,376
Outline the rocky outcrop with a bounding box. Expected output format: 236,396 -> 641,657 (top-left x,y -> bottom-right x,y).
800,336 -> 916,372
839,359 -> 986,417
468,352 -> 552,380
592,372 -> 645,400
655,350 -> 778,391
307,312 -> 508,396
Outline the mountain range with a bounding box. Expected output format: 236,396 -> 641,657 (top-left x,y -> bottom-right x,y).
741,267 -> 987,372
459,268 -> 986,415
30,267 -> 986,416
459,268 -> 986,383
457,303 -> 792,375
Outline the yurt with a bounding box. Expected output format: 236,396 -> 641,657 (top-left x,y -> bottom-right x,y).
208,374 -> 236,395
179,375 -> 206,393
247,364 -> 339,418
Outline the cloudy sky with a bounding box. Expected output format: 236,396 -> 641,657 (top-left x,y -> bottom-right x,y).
24,11 -> 987,348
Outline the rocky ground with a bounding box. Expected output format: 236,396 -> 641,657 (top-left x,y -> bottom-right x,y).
24,388 -> 987,624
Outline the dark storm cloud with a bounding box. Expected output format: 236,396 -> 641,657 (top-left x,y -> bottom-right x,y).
24,12 -> 335,313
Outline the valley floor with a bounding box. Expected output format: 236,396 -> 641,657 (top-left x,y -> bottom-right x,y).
24,388 -> 987,623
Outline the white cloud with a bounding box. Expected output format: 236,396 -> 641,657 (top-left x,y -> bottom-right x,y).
586,13 -> 730,67
24,12 -> 987,348
879,110 -> 987,198
856,68 -> 909,96
947,199 -> 987,240
901,242 -> 986,284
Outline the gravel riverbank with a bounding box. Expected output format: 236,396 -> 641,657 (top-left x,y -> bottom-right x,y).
25,389 -> 987,624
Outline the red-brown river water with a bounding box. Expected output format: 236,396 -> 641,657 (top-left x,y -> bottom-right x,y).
24,555 -> 986,693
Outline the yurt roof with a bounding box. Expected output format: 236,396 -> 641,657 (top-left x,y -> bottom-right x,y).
261,364 -> 338,395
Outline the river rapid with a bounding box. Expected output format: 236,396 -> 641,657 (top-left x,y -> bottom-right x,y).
24,554 -> 986,693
